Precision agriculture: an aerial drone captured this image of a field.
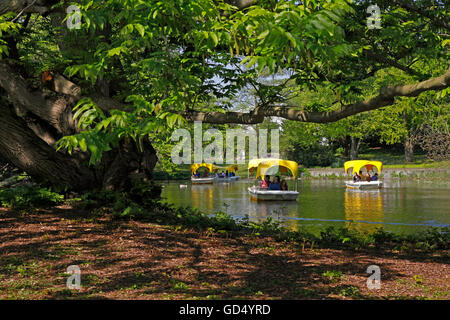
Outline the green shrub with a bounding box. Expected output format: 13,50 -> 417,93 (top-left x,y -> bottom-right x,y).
211,211 -> 238,231
338,285 -> 361,297
249,216 -> 283,234
299,168 -> 311,177
0,185 -> 64,209
330,157 -> 346,168
112,200 -> 147,219
373,228 -> 399,244
322,270 -> 344,283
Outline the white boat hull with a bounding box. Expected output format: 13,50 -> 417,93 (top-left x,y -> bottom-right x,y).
216,176 -> 241,182
191,177 -> 215,184
248,187 -> 299,201
345,181 -> 383,189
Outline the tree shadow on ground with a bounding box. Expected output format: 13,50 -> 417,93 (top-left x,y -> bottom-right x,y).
0,209 -> 448,300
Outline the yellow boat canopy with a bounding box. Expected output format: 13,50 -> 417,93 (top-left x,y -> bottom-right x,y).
190,163 -> 215,174
344,160 -> 383,174
190,163 -> 238,174
248,158 -> 299,179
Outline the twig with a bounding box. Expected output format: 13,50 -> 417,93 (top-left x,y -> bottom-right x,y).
12,0 -> 37,23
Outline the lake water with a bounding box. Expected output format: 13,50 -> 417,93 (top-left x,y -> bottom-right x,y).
161,179 -> 450,234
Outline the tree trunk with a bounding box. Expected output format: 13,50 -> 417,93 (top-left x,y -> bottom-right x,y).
404,137 -> 414,163
342,136 -> 351,157
0,102 -> 98,191
350,137 -> 361,160
0,101 -> 158,192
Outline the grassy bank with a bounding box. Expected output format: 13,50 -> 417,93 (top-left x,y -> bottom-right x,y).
301,165 -> 450,181
382,161 -> 450,169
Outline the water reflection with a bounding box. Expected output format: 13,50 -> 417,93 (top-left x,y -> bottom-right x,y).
344,189 -> 384,233
248,200 -> 298,220
191,184 -> 214,210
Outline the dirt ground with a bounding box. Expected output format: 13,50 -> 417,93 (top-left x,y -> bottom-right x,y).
0,206 -> 449,300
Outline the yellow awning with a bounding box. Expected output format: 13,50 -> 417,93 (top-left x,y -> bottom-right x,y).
190,163 -> 216,173
248,158 -> 299,179
344,160 -> 383,174
190,163 -> 238,173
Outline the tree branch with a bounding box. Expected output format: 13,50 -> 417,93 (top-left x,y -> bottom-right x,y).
0,61 -> 130,134
393,0 -> 450,31
11,0 -> 37,22
0,61 -> 76,135
365,51 -> 422,78
0,0 -> 55,16
184,68 -> 450,124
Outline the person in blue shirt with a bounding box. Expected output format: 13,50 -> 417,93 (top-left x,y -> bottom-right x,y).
371,173 -> 379,181
269,176 -> 281,190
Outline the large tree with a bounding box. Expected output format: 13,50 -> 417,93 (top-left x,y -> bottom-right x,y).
0,0 -> 448,191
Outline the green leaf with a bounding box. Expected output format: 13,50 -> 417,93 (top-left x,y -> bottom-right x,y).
135,24 -> 145,37
79,138 -> 88,152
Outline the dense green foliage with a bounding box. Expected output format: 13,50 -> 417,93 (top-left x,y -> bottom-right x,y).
0,185 -> 64,209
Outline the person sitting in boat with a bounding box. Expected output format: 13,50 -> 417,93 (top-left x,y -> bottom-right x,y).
269,176 -> 282,190
280,179 -> 288,191
353,172 -> 361,182
365,172 -> 372,182
219,171 -> 225,178
259,175 -> 270,189
359,170 -> 365,181
230,171 -> 235,177
226,170 -> 229,178
371,173 -> 379,181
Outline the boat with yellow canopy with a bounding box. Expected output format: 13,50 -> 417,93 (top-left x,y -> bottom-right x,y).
344,160 -> 383,189
190,163 -> 216,184
214,164 -> 240,182
191,163 -> 240,184
247,158 -> 299,201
